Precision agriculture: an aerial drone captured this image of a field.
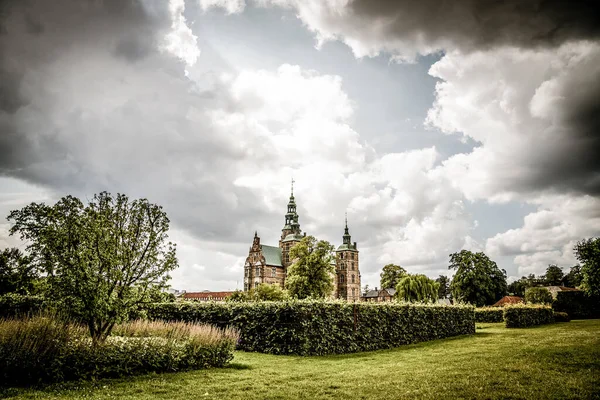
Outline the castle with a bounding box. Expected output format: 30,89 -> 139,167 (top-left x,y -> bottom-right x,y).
243,182 -> 361,301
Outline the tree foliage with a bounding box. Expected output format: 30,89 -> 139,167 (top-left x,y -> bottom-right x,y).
507,279 -> 527,296
380,264 -> 407,290
284,236 -> 334,299
544,265 -> 564,286
563,265 -> 583,288
8,192 -> 178,344
524,287 -> 553,304
435,275 -> 451,299
227,284 -> 288,302
0,248 -> 39,295
448,250 -> 507,307
395,274 -> 439,303
574,237 -> 600,297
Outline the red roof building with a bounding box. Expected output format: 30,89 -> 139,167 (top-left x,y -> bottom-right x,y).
492,295 -> 524,307
182,291 -> 235,302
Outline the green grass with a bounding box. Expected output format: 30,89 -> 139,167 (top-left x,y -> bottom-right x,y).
3,320 -> 599,400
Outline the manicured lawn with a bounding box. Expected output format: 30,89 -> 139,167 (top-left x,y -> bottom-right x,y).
3,320 -> 599,399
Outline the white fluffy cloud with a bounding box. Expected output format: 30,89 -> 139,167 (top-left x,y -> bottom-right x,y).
0,0 -> 476,290
486,195 -> 600,276
428,42 -> 600,202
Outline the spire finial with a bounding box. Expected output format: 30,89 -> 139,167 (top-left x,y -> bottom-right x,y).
254,230 -> 258,238
291,177 -> 295,196
345,211 -> 348,228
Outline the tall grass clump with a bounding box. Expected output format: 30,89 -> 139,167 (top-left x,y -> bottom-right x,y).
0,315 -> 238,387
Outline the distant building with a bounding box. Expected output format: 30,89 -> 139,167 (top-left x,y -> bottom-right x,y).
243,181 -> 361,301
492,295 -> 524,307
362,287 -> 395,302
541,286 -> 581,300
182,291 -> 235,302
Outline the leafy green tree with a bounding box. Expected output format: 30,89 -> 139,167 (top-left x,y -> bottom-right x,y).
395,274 -> 439,303
448,250 -> 507,307
524,287 -> 553,304
575,238 -> 600,297
227,290 -> 249,302
544,264 -> 564,286
251,283 -> 288,301
285,236 -> 334,299
0,247 -> 38,295
435,275 -> 451,299
380,264 -> 407,290
362,284 -> 371,295
563,265 -> 583,288
507,279 -> 527,296
8,192 -> 178,344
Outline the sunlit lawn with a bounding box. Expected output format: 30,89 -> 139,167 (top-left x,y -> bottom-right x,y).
3,320 -> 599,400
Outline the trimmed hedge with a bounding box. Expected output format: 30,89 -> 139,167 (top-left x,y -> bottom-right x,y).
504,304 -> 554,328
475,307 -> 504,323
552,291 -> 600,319
0,294 -> 45,318
147,300 -> 475,355
553,312 -> 570,322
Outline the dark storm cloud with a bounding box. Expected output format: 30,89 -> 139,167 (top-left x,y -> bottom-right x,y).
347,0 -> 600,51
315,0 -> 600,197
0,0 -> 275,243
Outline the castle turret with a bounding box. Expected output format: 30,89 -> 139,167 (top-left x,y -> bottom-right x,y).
279,179 -> 304,268
335,213 -> 361,301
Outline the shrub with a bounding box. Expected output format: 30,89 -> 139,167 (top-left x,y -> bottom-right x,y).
524,287 -> 553,304
553,312 -> 570,322
0,293 -> 45,318
0,316 -> 238,387
503,304 -> 554,328
147,300 -> 475,355
475,307 -> 504,323
552,291 -> 600,319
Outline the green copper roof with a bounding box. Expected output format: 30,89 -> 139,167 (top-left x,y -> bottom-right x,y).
337,243 -> 358,251
260,245 -> 282,267
282,233 -> 303,243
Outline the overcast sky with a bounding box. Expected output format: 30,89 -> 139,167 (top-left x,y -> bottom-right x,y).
1,0 -> 599,291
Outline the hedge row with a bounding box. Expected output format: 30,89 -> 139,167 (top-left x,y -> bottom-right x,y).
503,304 -> 554,328
552,291 -> 600,319
553,312 -> 570,322
474,307 -> 504,323
147,301 -> 476,355
0,316 -> 238,386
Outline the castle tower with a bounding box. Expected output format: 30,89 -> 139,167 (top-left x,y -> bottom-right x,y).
279,179 -> 304,270
335,214 -> 361,301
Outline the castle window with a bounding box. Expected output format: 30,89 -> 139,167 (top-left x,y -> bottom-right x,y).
352,274 -> 355,283
272,267 -> 276,277
256,267 -> 260,276
340,274 -> 345,284
254,282 -> 259,289
352,288 -> 355,298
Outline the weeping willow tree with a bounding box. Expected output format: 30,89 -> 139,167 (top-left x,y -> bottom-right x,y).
395,274 -> 440,303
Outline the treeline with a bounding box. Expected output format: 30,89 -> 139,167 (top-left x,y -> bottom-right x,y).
374,238 -> 600,308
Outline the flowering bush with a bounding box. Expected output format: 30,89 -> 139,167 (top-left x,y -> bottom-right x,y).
0,316 -> 238,387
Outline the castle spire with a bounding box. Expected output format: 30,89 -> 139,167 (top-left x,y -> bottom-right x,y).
282,178 -> 301,237
344,212 -> 349,235
342,212 -> 351,245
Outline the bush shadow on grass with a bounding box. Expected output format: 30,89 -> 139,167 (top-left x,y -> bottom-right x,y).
224,363 -> 253,370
